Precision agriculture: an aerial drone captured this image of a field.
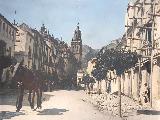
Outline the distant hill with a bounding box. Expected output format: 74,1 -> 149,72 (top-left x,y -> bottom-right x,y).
82,45 -> 99,68
81,38 -> 122,69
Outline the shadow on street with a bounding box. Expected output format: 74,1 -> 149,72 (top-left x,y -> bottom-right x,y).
37,108 -> 69,115
137,110 -> 160,115
0,111 -> 25,119
0,91 -> 54,106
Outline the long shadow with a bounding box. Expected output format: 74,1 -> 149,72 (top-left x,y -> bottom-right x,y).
37,108 -> 69,115
0,92 -> 54,106
137,110 -> 160,115
0,111 -> 25,119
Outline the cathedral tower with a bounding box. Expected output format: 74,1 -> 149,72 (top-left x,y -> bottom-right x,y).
71,23 -> 82,67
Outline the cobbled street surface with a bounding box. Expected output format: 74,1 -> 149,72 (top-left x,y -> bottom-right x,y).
0,90 -> 121,120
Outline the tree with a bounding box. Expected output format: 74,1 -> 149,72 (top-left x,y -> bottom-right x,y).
92,48 -> 139,117
65,52 -> 79,87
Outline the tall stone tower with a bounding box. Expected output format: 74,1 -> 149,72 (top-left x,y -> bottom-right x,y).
71,23 -> 82,67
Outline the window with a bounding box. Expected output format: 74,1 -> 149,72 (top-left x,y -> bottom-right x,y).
9,28 -> 11,37
12,30 -> 14,40
9,47 -> 11,57
6,25 -> 8,36
28,46 -> 32,59
3,22 -> 5,31
49,56 -> 52,63
78,78 -> 81,82
77,46 -> 79,52
0,20 -> 2,32
28,60 -> 30,68
147,30 -> 152,43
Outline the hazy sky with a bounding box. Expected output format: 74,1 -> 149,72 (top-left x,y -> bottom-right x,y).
0,0 -> 129,49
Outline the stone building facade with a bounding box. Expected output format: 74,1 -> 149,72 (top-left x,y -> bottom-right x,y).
15,23 -> 34,69
15,23 -> 58,77
89,0 -> 160,109
32,29 -> 45,71
0,14 -> 17,57
107,0 -> 160,108
0,14 -> 17,84
0,13 -> 81,88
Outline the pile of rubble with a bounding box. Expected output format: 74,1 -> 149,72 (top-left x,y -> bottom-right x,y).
85,92 -> 151,117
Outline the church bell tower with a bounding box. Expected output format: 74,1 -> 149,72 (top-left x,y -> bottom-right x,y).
71,23 -> 82,67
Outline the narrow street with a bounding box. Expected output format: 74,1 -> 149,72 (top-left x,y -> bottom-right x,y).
0,90 -> 121,120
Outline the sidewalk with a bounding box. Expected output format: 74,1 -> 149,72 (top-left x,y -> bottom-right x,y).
83,92 -> 160,120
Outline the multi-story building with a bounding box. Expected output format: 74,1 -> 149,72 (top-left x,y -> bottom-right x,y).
39,24 -> 59,75
0,14 -> 17,57
15,23 -> 34,69
118,0 -> 160,108
0,13 -> 82,89
32,29 -> 45,71
0,14 -> 17,84
15,23 -> 54,72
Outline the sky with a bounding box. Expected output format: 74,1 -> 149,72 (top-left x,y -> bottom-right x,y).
0,0 -> 129,49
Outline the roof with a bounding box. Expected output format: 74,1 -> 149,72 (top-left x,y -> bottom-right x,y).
129,0 -> 141,6
32,29 -> 41,36
18,23 -> 34,37
0,13 -> 18,31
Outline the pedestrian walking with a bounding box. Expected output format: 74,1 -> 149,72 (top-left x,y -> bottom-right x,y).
142,83 -> 150,103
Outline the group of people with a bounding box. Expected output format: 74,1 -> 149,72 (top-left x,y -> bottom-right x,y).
43,71 -> 55,92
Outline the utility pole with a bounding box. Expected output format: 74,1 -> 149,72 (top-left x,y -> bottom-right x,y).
118,75 -> 122,117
